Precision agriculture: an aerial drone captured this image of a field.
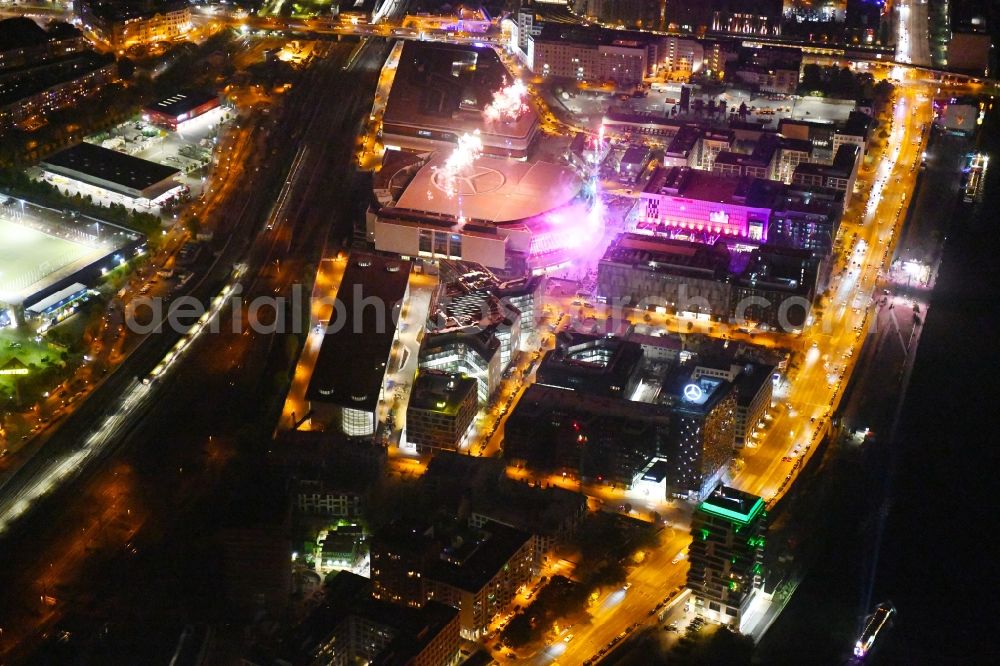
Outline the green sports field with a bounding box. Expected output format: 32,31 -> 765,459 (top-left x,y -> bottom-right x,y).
0,218 -> 96,301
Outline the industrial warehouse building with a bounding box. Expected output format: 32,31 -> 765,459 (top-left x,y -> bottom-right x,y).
142,90 -> 220,130
39,142 -> 182,204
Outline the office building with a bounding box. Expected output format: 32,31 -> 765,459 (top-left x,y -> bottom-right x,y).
433,281 -> 523,367
434,265 -> 544,341
598,233 -> 734,320
618,143 -> 654,183
792,143 -> 860,202
777,137 -> 814,184
778,117 -> 838,156
405,370 -> 478,453
687,485 -> 766,630
664,126 -> 703,168
306,253 -> 411,438
780,111 -> 869,166
732,244 -> 820,331
712,135 -> 781,181
506,362 -> 738,499
833,111 -> 872,162
699,129 -> 736,171
419,327 -> 503,404
418,279 -> 522,404
503,383 -> 668,487
492,274 -> 545,339
598,233 -> 820,331
536,331 -> 644,399
767,185 -> 844,255
526,24 -> 704,84
663,371 -> 736,498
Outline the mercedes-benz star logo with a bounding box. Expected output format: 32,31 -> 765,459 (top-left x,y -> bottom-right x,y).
431,165 -> 506,196
683,383 -> 704,402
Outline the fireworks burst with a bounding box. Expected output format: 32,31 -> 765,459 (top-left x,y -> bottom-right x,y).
434,131 -> 483,199
483,79 -> 529,123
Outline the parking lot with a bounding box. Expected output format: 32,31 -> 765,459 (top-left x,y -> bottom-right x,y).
551,81 -> 858,132
87,105 -> 235,198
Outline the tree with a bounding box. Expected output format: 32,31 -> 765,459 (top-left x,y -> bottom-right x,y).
184,214 -> 201,236
835,67 -> 858,97
800,63 -> 824,92
502,612 -> 533,647
116,57 -> 135,79
873,79 -> 895,106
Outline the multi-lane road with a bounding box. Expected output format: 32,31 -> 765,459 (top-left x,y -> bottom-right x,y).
895,0 -> 932,66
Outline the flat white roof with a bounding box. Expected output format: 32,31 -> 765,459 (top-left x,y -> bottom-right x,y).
394,154 -> 582,224
27,282 -> 87,314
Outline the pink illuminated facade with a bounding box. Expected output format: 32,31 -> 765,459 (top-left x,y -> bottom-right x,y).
370,152 -> 600,273
634,167 -> 772,244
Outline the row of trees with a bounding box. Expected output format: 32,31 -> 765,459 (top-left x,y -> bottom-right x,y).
0,168 -> 163,242
799,64 -> 895,105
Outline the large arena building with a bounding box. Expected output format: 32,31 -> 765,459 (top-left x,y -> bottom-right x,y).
367,150 -> 596,274
380,41 -> 541,159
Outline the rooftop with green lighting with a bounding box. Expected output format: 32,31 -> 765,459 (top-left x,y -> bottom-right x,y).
698,485 -> 765,524
408,369 -> 477,415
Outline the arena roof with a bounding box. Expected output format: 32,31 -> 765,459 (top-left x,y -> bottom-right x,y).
392,154 -> 582,225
